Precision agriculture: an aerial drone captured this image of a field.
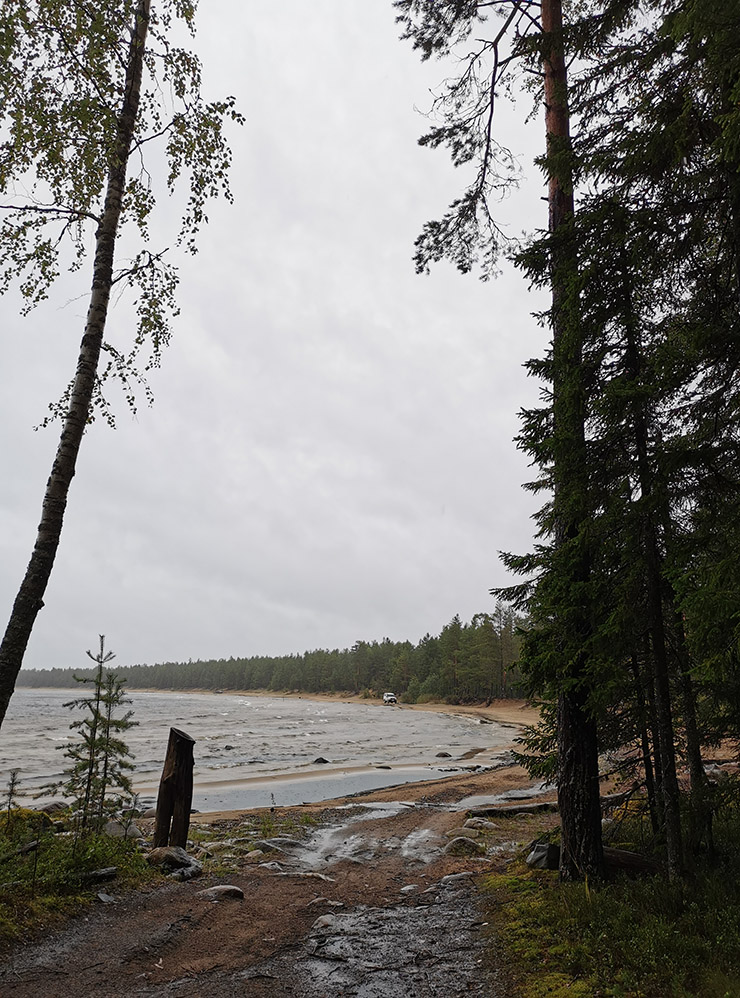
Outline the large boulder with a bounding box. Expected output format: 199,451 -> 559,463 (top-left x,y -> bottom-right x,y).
525,843 -> 560,870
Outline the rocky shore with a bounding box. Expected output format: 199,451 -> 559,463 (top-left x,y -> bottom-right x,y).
1,755 -> 557,997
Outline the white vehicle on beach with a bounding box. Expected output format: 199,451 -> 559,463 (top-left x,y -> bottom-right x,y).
382,692 -> 397,705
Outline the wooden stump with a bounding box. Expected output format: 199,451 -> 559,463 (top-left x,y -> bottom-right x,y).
153,727 -> 195,848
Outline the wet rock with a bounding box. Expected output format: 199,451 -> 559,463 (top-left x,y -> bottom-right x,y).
147,846 -> 190,869
440,871 -> 476,885
253,840 -> 283,853
435,751 -> 451,758
223,745 -> 235,751
169,860 -> 203,882
444,827 -> 479,839
311,913 -> 339,933
196,885 -> 244,901
525,842 -> 560,870
444,836 -> 486,857
39,801 -> 66,815
146,846 -> 202,882
103,819 -> 142,839
313,757 -> 329,765
464,817 -> 498,831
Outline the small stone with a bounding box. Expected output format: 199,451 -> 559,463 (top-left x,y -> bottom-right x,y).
104,819 -> 143,839
464,818 -> 498,831
444,827 -> 479,839
313,757 -> 329,765
196,885 -> 244,901
444,837 -> 486,857
147,846 -> 192,870
243,849 -> 266,863
252,840 -> 282,853
39,801 -> 66,815
311,914 -> 339,932
400,884 -> 419,893
440,872 -> 476,885
201,840 -> 235,854
435,751 -> 451,758
168,860 -> 203,881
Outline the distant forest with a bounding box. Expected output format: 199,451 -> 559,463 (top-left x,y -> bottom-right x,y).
17,606 -> 523,704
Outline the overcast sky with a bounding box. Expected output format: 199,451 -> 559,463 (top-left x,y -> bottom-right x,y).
1,1 -> 549,671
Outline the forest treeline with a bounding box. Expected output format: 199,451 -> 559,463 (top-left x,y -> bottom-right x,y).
16,607 -> 523,703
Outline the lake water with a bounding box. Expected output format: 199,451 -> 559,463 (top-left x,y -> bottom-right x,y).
0,689 -> 514,811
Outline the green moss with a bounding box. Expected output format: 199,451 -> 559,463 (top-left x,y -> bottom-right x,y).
482,845 -> 740,998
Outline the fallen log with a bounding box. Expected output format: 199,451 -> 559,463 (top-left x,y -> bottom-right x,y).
468,801 -> 559,818
602,846 -> 661,875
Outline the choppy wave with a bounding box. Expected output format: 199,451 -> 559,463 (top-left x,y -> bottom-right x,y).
0,689 -> 512,803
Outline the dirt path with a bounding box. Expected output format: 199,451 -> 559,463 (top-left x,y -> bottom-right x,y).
1,765 -> 558,997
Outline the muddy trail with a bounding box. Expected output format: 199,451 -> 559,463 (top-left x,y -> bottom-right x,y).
1,767 -> 558,997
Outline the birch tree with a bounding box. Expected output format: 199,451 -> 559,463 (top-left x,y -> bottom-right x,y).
0,0 -> 242,727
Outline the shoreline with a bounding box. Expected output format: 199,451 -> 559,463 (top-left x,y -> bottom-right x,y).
135,690 -> 540,815
16,687 -> 540,816
121,686 -> 540,729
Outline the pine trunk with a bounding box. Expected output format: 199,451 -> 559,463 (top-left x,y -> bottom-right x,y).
542,0 -> 604,881
0,0 -> 151,729
630,653 -> 660,833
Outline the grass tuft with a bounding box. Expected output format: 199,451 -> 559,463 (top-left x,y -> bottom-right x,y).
0,809 -> 152,944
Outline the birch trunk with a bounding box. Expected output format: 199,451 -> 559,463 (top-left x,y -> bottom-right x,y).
0,0 -> 151,729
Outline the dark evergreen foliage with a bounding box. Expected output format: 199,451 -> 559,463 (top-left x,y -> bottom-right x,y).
17,608 -> 524,703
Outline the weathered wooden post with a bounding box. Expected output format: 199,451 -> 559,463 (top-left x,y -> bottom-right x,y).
153,727 -> 195,848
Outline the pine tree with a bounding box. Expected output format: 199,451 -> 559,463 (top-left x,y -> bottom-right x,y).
53,637 -> 136,834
